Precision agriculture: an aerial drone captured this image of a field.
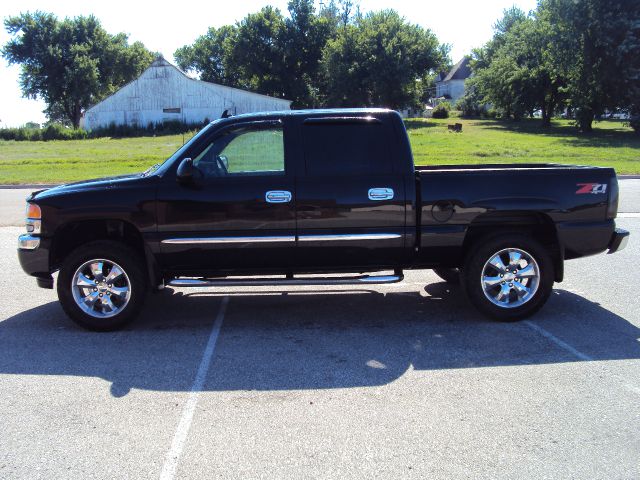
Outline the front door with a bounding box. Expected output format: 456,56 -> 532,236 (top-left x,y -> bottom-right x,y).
156,119 -> 296,275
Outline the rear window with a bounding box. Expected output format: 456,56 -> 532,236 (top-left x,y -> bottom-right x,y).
302,120 -> 392,176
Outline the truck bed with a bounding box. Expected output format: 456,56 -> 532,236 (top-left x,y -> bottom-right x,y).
415,162 -> 618,265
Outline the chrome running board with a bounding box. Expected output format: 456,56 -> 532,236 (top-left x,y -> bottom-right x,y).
168,273 -> 403,288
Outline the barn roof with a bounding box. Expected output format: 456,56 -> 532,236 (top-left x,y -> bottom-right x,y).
85,55 -> 291,114
442,57 -> 472,82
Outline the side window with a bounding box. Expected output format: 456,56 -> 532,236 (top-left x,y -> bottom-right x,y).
302,121 -> 392,176
194,125 -> 284,178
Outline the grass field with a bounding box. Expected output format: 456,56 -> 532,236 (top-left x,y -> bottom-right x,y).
0,117 -> 638,184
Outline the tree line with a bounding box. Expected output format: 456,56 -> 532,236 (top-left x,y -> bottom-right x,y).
2,1 -> 449,129
174,0 -> 448,109
463,0 -> 640,132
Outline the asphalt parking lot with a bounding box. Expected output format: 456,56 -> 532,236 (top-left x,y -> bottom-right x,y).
0,182 -> 639,479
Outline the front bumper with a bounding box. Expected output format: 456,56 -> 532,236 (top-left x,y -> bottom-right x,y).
17,234 -> 52,281
608,228 -> 630,254
18,234 -> 40,250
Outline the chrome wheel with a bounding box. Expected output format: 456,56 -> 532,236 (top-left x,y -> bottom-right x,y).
71,259 -> 131,319
481,248 -> 540,309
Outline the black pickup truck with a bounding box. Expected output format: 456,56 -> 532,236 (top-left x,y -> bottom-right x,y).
18,108 -> 629,330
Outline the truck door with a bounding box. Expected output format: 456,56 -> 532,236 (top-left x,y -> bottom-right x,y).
294,115 -> 407,270
156,119 -> 296,274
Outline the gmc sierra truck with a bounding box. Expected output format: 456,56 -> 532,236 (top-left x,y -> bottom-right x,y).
18,109 -> 629,330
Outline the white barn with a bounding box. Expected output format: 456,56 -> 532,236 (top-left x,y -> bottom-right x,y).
82,56 -> 292,130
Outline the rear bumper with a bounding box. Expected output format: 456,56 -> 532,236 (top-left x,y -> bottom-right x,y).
608,228 -> 630,254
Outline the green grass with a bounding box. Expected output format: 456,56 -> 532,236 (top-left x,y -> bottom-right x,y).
0,118 -> 638,184
408,118 -> 639,173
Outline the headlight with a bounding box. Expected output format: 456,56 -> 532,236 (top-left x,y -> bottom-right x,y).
26,203 -> 41,234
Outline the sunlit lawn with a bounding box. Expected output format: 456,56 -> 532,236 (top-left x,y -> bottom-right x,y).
0,117 -> 638,184
408,117 -> 639,173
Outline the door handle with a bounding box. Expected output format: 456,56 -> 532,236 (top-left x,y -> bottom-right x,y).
265,190 -> 292,203
368,187 -> 394,201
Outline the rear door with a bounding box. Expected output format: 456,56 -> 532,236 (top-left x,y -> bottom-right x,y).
294,115 -> 407,270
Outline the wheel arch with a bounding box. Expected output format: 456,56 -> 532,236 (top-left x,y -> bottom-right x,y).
462,211 -> 563,282
50,219 -> 158,287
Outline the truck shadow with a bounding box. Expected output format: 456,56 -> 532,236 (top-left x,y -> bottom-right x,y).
0,283 -> 638,397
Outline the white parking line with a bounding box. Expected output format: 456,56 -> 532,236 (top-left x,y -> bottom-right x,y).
159,296 -> 230,480
524,320 -> 592,361
524,320 -> 640,395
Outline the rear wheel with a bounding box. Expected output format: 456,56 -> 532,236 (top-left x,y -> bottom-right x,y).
57,241 -> 147,331
432,267 -> 460,284
462,234 -> 554,321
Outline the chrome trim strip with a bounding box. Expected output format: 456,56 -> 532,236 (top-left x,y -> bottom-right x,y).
18,234 -> 40,250
168,274 -> 403,287
298,233 -> 402,242
162,233 -> 401,245
162,236 -> 295,245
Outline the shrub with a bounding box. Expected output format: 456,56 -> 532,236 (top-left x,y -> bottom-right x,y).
88,119 -> 210,139
484,108 -> 498,119
0,123 -> 86,141
455,95 -> 484,118
431,103 -> 451,119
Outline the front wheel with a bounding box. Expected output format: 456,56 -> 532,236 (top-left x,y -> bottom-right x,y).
57,241 -> 147,331
462,234 -> 554,321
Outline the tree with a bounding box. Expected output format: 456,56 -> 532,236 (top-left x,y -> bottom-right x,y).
469,7 -> 531,120
539,0 -> 640,131
321,10 -> 447,109
2,12 -> 154,128
473,6 -> 527,70
174,25 -> 239,87
280,0 -> 336,106
175,1 -> 336,107
472,12 -> 565,125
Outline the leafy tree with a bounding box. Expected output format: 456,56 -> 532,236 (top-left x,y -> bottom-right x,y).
471,1 -> 640,131
469,8 -> 532,120
472,13 -> 565,125
176,1 -> 336,107
472,6 -> 527,70
2,12 -> 154,128
281,0 -> 337,107
321,10 -> 447,109
538,0 -> 636,131
228,6 -> 287,98
174,25 -> 239,87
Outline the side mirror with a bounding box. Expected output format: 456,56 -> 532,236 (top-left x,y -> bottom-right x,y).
176,158 -> 201,184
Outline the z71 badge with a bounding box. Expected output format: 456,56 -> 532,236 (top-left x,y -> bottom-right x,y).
576,183 -> 607,194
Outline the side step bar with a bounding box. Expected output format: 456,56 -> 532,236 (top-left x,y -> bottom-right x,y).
167,273 -> 403,288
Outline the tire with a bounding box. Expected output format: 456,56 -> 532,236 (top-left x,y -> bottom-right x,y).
57,240 -> 147,331
462,233 -> 554,321
432,267 -> 460,284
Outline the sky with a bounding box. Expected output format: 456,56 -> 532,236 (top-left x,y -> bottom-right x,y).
0,0 -> 538,127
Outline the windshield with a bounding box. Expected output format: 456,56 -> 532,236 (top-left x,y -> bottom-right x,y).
142,121 -> 220,177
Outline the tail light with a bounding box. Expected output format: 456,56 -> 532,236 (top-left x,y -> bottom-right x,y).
607,177 -> 619,219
